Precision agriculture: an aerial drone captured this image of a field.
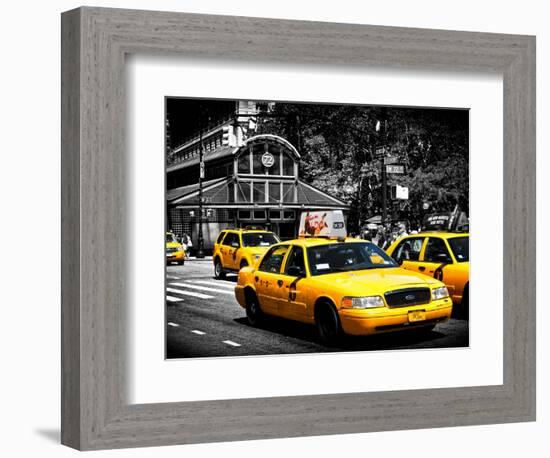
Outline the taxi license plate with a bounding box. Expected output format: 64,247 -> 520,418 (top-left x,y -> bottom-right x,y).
408,311 -> 426,322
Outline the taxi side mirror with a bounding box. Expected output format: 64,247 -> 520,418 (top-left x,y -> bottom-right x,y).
287,266 -> 305,277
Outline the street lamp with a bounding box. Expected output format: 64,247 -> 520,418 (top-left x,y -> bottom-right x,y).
196,117 -> 205,259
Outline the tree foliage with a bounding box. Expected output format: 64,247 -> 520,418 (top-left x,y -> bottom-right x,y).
256,103 -> 468,232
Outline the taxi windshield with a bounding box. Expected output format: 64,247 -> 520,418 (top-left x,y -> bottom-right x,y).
242,232 -> 279,247
166,233 -> 177,243
448,236 -> 469,262
307,242 -> 397,276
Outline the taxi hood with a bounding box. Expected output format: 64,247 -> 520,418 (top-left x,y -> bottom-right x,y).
311,267 -> 441,295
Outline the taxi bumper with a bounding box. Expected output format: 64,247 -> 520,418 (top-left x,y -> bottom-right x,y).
166,251 -> 185,262
339,300 -> 453,336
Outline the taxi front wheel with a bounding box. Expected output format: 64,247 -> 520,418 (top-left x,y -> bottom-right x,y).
315,303 -> 343,346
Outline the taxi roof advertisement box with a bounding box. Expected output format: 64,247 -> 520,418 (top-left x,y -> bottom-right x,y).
299,210 -> 347,238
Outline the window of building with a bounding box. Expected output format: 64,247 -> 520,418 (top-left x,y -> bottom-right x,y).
236,181 -> 251,202
269,210 -> 281,220
266,144 -> 280,176
238,149 -> 250,174
252,182 -> 266,203
252,144 -> 265,175
238,210 -> 251,220
253,210 -> 266,220
283,210 -> 295,220
282,151 -> 294,176
268,182 -> 281,203
282,183 -> 295,203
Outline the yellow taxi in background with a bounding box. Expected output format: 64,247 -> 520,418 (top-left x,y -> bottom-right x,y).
386,232 -> 469,317
213,228 -> 280,279
166,231 -> 185,265
234,232 -> 453,345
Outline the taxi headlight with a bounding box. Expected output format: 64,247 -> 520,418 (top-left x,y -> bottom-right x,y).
177,246 -> 184,252
341,296 -> 385,309
431,286 -> 449,300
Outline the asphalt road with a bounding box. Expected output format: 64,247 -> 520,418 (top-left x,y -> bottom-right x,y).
166,259 -> 469,359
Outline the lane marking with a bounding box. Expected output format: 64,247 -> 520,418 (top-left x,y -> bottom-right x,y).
166,275 -> 180,280
191,330 -> 206,335
167,322 -> 180,327
212,279 -> 238,286
170,282 -> 234,295
222,340 -> 241,347
190,280 -> 235,289
166,287 -> 214,300
166,295 -> 184,302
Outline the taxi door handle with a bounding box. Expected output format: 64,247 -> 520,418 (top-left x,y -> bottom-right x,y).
277,280 -> 284,287
418,266 -> 426,272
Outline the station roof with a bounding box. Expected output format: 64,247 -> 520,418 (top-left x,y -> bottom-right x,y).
167,177 -> 349,209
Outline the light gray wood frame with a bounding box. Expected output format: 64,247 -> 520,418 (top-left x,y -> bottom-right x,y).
61,6 -> 536,450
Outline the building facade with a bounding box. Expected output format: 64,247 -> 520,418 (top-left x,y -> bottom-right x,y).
166,102 -> 349,251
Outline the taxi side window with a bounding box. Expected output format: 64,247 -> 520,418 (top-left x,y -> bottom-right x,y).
284,246 -> 306,276
259,245 -> 289,273
424,237 -> 452,263
216,231 -> 226,244
393,237 -> 424,263
222,233 -> 240,248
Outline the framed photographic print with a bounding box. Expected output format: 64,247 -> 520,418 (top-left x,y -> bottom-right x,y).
61,6 -> 535,450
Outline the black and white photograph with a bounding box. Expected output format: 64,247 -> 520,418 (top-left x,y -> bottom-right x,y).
165,98 -> 470,358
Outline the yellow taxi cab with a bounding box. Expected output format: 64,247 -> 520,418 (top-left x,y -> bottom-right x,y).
234,211 -> 453,345
166,231 -> 185,265
386,232 -> 469,317
213,228 -> 280,279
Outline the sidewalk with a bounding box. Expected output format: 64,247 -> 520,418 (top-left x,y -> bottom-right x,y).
186,255 -> 213,262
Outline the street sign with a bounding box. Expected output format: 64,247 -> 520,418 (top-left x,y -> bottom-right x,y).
375,146 -> 386,157
385,164 -> 405,174
392,184 -> 409,200
384,156 -> 399,165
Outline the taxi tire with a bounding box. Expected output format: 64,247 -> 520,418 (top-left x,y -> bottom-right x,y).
214,258 -> 226,279
245,292 -> 263,327
315,302 -> 342,347
240,260 -> 248,270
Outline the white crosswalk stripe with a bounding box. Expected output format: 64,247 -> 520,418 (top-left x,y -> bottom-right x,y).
210,279 -> 237,286
222,340 -> 241,347
170,282 -> 234,295
166,287 -> 214,300
189,280 -> 235,289
166,295 -> 184,302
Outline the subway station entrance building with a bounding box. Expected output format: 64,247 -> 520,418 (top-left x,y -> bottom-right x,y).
167,129 -> 348,252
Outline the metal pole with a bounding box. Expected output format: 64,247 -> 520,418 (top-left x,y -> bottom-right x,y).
380,108 -> 388,225
196,120 -> 205,258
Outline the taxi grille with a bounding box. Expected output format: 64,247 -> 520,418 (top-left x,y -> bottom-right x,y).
384,287 -> 431,307
166,247 -> 178,254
